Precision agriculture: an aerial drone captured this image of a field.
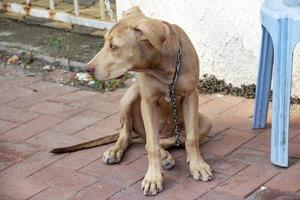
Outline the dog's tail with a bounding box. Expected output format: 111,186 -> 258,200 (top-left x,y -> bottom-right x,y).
50,132 -> 120,154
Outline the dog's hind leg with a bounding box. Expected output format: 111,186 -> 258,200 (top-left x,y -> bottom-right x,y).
103,84 -> 140,164
160,148 -> 175,170
197,112 -> 213,143
158,112 -> 212,170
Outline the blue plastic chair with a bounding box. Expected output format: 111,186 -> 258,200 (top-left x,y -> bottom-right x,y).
253,0 -> 300,167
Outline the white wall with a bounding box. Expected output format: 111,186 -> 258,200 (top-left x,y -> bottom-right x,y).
116,0 -> 300,96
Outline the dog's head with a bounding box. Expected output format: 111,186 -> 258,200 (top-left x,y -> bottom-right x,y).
86,6 -> 180,80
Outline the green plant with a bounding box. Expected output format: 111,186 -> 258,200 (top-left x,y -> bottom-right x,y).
93,72 -> 133,91
49,37 -> 62,50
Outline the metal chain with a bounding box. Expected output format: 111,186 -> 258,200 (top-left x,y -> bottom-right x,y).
104,0 -> 116,22
169,47 -> 182,147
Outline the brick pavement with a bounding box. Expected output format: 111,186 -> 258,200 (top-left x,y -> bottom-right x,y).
0,63 -> 299,200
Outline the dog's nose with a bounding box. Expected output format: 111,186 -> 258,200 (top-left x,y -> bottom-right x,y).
86,65 -> 95,75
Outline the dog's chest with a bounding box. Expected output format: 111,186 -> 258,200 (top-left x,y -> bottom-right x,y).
158,95 -> 183,116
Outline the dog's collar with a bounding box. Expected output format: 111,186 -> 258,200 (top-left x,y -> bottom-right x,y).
169,46 -> 182,147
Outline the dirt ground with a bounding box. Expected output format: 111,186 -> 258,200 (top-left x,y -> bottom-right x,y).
0,18 -> 103,63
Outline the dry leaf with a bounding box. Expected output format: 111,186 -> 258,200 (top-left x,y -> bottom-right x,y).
7,55 -> 19,64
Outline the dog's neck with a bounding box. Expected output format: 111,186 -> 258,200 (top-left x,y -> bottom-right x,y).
133,53 -> 176,85
145,67 -> 175,85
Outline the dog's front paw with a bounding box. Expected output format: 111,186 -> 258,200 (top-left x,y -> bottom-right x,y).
102,147 -> 124,164
141,169 -> 163,196
189,160 -> 213,181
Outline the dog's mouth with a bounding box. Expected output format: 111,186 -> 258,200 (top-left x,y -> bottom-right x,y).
95,67 -> 128,81
97,69 -> 110,80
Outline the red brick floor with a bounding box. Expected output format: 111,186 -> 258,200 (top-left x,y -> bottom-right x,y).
0,63 -> 299,200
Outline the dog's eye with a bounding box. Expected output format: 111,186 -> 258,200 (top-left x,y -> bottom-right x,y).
110,43 -> 119,50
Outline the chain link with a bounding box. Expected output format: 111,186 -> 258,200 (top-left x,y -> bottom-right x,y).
169,47 -> 182,147
104,0 -> 116,22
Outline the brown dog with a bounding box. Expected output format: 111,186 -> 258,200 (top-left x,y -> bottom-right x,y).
52,6 -> 213,196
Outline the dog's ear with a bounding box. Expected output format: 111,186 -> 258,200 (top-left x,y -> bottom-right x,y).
133,19 -> 167,50
122,6 -> 143,17
133,19 -> 179,70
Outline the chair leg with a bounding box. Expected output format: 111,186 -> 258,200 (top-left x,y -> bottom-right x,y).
253,26 -> 274,129
271,19 -> 294,167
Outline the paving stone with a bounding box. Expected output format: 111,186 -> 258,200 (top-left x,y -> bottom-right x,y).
26,101 -> 83,119
246,188 -> 300,200
221,99 -> 256,119
198,94 -> 213,106
28,165 -> 97,200
122,143 -> 146,165
198,95 -> 245,119
201,128 -> 256,157
0,119 -> 18,134
1,75 -> 41,87
0,151 -> 64,179
79,159 -> 144,187
213,113 -> 264,134
168,147 -> 186,159
0,86 -> 35,104
25,81 -> 79,97
109,180 -> 157,200
1,59 -> 300,200
0,89 -> 18,105
0,177 -> 48,200
0,141 -> 37,171
265,161 -> 300,192
208,157 -> 248,177
291,134 -> 300,143
47,90 -> 97,104
69,95 -> 119,114
0,105 -> 40,124
5,93 -> 48,109
71,178 -> 122,200
2,115 -> 63,142
50,110 -> 108,135
198,191 -> 243,200
163,156 -> 191,181
105,89 -> 126,103
0,92 -> 18,105
75,113 -> 120,139
126,155 -> 148,174
244,128 -> 300,153
52,145 -> 109,170
290,111 -> 300,129
215,164 -> 279,198
289,142 -> 300,162
26,129 -> 88,150
229,146 -> 272,166
156,173 -> 227,200
207,123 -> 228,137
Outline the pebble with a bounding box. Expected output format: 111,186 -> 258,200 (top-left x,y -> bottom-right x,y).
260,186 -> 267,191
76,72 -> 93,82
42,65 -> 51,71
42,65 -> 52,71
87,80 -> 95,85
